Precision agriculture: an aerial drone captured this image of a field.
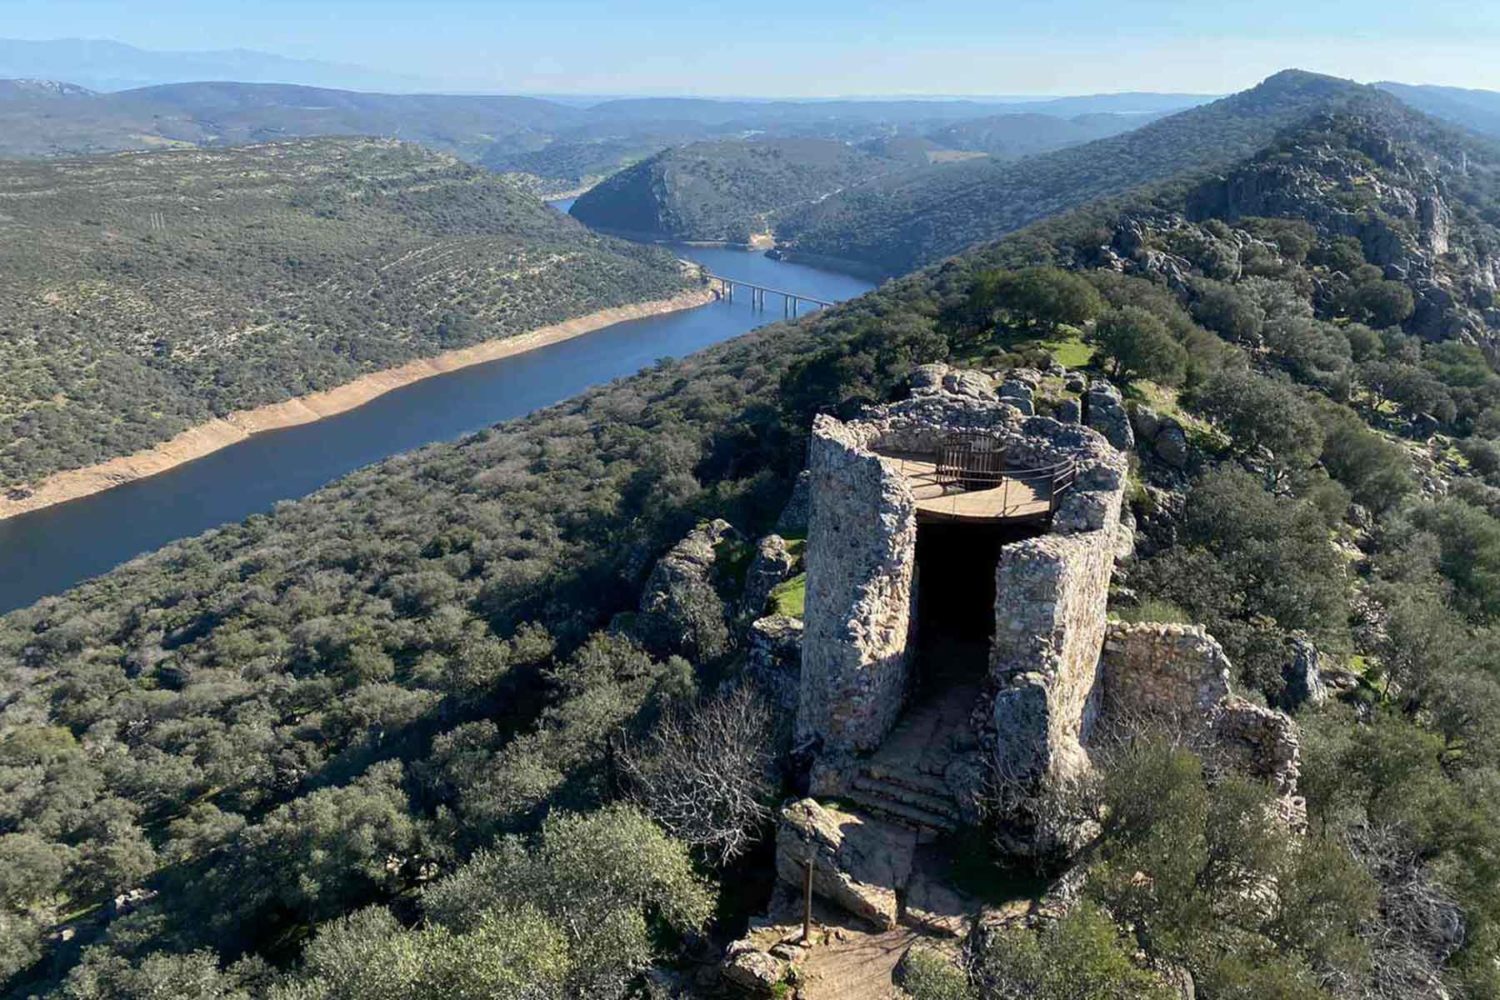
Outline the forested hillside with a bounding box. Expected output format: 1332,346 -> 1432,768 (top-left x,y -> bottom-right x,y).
9,79 -> 1500,999
928,110 -> 1166,160
777,69 -> 1374,276
0,138 -> 693,490
0,81 -> 1191,197
567,138 -> 896,243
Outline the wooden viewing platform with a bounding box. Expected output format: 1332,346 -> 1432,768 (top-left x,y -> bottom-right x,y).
876,440 -> 1075,524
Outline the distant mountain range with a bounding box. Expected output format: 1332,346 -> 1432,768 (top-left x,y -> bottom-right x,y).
0,37 -> 427,92
1374,81 -> 1500,138
0,76 -> 1208,196
773,71 -> 1443,276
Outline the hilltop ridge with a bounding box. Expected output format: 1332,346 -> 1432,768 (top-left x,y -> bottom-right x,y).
0,137 -> 694,491
774,70 -> 1376,275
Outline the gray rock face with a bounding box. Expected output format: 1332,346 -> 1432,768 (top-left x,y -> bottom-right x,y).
1085,380 -> 1134,452
747,615 -> 804,711
1279,634 -> 1328,711
942,369 -> 996,399
1154,419 -> 1190,469
775,798 -> 915,929
1001,394 -> 1034,416
741,535 -> 798,621
721,945 -> 789,994
1129,403 -> 1162,443
909,362 -> 950,392
1054,398 -> 1081,424
637,519 -> 742,661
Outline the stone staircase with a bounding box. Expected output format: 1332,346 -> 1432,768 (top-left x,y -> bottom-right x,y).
845,765 -> 960,836
838,681 -> 980,840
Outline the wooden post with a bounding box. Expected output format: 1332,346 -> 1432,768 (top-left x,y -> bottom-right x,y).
802,859 -> 814,943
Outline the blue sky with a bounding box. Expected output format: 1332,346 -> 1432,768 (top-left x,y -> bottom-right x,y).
8,0 -> 1500,96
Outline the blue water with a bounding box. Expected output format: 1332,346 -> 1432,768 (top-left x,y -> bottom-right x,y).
0,223 -> 873,613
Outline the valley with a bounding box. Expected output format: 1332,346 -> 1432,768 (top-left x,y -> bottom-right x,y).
0,239 -> 872,613
7,35 -> 1500,1000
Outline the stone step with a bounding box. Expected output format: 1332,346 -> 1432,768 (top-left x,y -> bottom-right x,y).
860,764 -> 955,800
849,776 -> 960,821
841,787 -> 959,834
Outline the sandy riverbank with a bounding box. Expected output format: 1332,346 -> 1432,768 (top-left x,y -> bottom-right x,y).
0,286 -> 716,521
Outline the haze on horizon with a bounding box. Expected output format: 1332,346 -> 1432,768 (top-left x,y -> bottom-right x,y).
4,0 -> 1499,98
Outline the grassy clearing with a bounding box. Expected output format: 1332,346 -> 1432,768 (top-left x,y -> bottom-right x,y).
770,573 -> 806,618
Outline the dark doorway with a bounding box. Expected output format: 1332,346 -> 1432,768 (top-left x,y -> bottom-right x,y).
912,518 -> 1043,689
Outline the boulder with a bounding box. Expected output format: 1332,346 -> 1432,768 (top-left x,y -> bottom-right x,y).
998,378 -> 1034,403
721,944 -> 789,995
1053,398 -> 1081,424
1002,394 -> 1034,416
941,369 -> 995,399
1129,403 -> 1162,443
1085,380 -> 1135,452
1154,419 -> 1190,469
1008,366 -> 1044,388
741,535 -> 798,621
1064,374 -> 1088,394
775,798 -> 916,929
747,615 -> 804,711
909,363 -> 950,392
1279,634 -> 1328,710
637,519 -> 742,661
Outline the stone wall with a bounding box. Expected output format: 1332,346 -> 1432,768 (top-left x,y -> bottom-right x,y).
1099,622 -> 1232,727
796,371 -> 1126,793
797,415 -> 918,755
988,526 -> 1120,788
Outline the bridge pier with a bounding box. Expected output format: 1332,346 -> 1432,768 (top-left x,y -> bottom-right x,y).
703,272 -> 834,315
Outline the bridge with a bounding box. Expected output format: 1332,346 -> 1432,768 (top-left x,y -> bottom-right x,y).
705,273 -> 835,317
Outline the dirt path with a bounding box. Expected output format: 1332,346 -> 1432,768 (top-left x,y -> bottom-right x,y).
0,286 -> 715,520
798,925 -> 921,1000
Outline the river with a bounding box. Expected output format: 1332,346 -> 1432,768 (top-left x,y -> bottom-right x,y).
0,210 -> 873,614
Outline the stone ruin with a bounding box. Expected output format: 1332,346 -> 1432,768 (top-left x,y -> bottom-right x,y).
722,365 -> 1309,992
795,364 -> 1128,803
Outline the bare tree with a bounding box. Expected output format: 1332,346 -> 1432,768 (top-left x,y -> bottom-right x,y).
618,687 -> 777,866
1346,824 -> 1465,1000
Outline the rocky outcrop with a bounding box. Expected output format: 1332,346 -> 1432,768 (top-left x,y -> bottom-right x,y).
636,519 -> 742,661
741,534 -> 799,621
1085,379 -> 1134,452
1279,634 -> 1329,710
775,798 -> 916,929
747,615 -> 803,711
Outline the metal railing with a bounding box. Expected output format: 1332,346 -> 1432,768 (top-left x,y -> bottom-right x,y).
915,433 -> 1079,522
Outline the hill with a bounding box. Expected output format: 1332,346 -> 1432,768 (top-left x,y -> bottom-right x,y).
0,37 -> 426,92
775,69 -> 1375,276
7,85 -> 1500,997
1377,80 -> 1500,138
927,110 -> 1166,159
568,137 -> 896,243
0,138 -> 694,491
0,81 -> 588,161
0,80 -> 1204,197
